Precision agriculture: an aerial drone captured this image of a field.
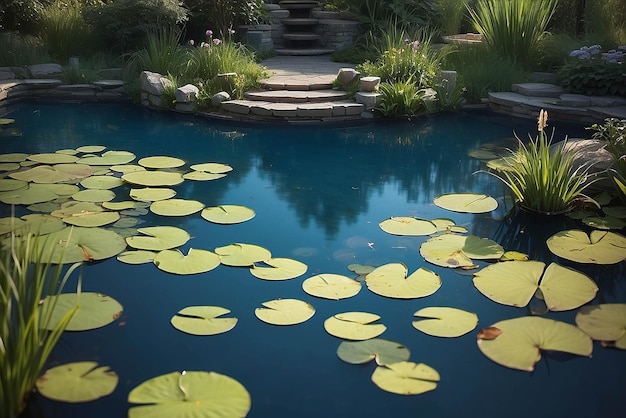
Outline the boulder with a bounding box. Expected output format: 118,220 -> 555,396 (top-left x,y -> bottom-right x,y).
175,84 -> 199,103
29,63 -> 62,78
336,68 -> 359,87
140,71 -> 172,96
211,91 -> 231,107
360,76 -> 380,92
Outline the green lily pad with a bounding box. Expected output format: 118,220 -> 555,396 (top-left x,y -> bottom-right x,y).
347,264 -> 376,276
582,216 -> 626,230
302,274 -> 362,300
576,304 -> 626,349
201,205 -> 255,224
190,162 -> 233,174
77,150 -> 136,166
412,307 -> 478,337
130,187 -> 176,202
28,153 -> 79,164
128,371 -> 250,418
473,261 -> 597,311
150,199 -> 205,216
80,176 -> 125,190
63,211 -> 120,227
567,210 -> 598,220
371,361 -> 440,395
153,248 -> 221,275
0,152 -> 28,162
111,164 -> 145,173
10,164 -> 94,184
379,217 -> 437,236
1,214 -> 65,235
603,206 -> 626,219
126,226 -> 190,251
43,183 -> 81,196
477,316 -> 593,372
72,189 -> 116,203
183,172 -> 227,181
0,118 -> 15,125
42,292 -> 123,331
51,201 -> 103,218
215,243 -> 271,267
546,230 -> 626,264
255,298 -> 315,325
56,149 -> 78,155
0,178 -> 27,191
0,184 -> 59,205
171,306 -> 238,336
103,201 -> 144,211
430,218 -> 468,234
122,171 -> 184,187
76,145 -> 106,153
117,250 -> 157,264
434,193 -> 498,213
138,156 -> 185,169
324,312 -> 386,340
0,162 -> 20,171
337,339 -> 410,366
365,264 -> 441,299
36,362 -> 118,402
420,234 -> 504,268
0,217 -> 26,235
249,258 -> 307,280
468,148 -> 499,160
500,251 -> 529,261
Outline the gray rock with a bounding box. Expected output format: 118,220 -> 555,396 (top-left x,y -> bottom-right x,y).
360,76 -> 380,92
336,68 -> 359,87
0,70 -> 15,80
140,71 -> 172,96
175,84 -> 199,103
211,91 -> 231,107
355,92 -> 380,109
29,63 -> 62,78
175,103 -> 195,113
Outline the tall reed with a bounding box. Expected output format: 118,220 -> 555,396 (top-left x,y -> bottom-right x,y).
38,0 -> 95,62
125,27 -> 190,79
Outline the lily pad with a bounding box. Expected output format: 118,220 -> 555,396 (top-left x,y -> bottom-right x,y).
77,150 -> 136,166
302,274 -> 361,300
122,171 -> 184,187
371,361 -> 440,395
431,218 -> 468,234
0,118 -> 15,125
126,226 -> 190,251
63,211 -> 120,227
0,152 -> 28,162
0,162 -> 21,171
103,201 -> 144,211
477,316 -> 593,371
249,258 -> 307,280
365,264 -> 441,299
6,214 -> 65,235
28,153 -> 79,164
215,243 -> 271,267
324,312 -> 386,340
412,307 -> 478,337
51,201 -> 104,218
434,193 -> 498,213
582,216 -> 626,230
171,306 -> 238,336
80,176 -> 125,190
190,162 -> 233,173
379,217 -> 437,236
130,187 -> 176,202
0,184 -> 59,205
420,234 -> 504,268
10,164 -> 94,184
500,251 -> 529,261
76,145 -> 106,153
255,299 -> 315,325
72,189 -> 116,203
150,199 -> 205,216
117,250 -> 157,264
0,178 -> 27,191
153,248 -> 221,275
111,164 -> 145,173
36,362 -> 118,402
42,292 -> 123,331
546,230 -> 626,264
603,206 -> 626,219
201,205 -> 255,224
183,172 -> 227,181
337,339 -> 410,366
138,156 -> 185,169
128,371 -> 251,418
576,304 -> 626,349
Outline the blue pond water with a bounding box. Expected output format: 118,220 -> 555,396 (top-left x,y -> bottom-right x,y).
2,102 -> 624,418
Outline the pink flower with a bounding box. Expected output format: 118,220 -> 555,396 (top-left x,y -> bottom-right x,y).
201,42 -> 209,48
206,29 -> 213,37
411,40 -> 420,51
213,38 -> 222,46
188,39 -> 194,46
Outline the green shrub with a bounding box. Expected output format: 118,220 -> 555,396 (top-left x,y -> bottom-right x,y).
38,0 -> 96,62
436,0 -> 467,36
331,47 -> 379,65
0,32 -> 52,66
0,0 -> 47,33
347,0 -> 438,33
585,0 -> 626,46
183,0 -> 266,40
558,45 -> 626,96
375,78 -> 428,118
588,118 -> 626,200
537,33 -> 586,71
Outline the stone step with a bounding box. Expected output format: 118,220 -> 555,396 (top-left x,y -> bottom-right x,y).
221,99 -> 364,119
511,83 -> 564,98
282,18 -> 319,26
244,89 -> 347,103
273,48 -> 335,56
283,33 -> 321,41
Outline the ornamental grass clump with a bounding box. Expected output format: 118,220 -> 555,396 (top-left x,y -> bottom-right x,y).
0,228 -> 80,418
487,110 -> 596,214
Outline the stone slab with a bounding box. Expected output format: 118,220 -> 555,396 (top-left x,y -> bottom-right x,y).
512,83 -> 564,98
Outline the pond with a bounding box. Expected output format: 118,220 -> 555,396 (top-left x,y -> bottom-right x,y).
2,102 -> 624,418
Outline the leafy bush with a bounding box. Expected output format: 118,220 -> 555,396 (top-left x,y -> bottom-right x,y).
558,45 -> 626,96
83,0 -> 188,52
588,118 -> 626,199
375,78 -> 428,118
183,0 -> 266,41
0,0 -> 48,33
347,0 -> 438,33
0,32 -> 52,66
38,0 -> 96,62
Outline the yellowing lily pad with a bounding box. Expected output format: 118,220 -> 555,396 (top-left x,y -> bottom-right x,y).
42,292 -> 123,331
117,250 -> 157,264
0,152 -> 28,162
122,171 -> 184,187
477,316 -> 592,371
171,306 -> 238,336
379,217 -> 437,236
302,274 -> 361,300
76,145 -> 106,153
324,312 -> 386,340
51,201 -> 103,218
63,211 -> 120,227
150,199 -> 205,216
190,162 -> 233,173
153,248 -> 221,275
412,307 -> 478,337
36,362 -> 118,403
10,164 -> 90,183
0,162 -> 20,171
138,156 -> 185,169
130,187 -> 176,202
576,304 -> 626,349
201,205 -> 255,224
365,264 -> 441,299
111,164 -> 145,173
249,258 -> 307,280
80,176 -> 125,190
337,339 -> 410,366
77,150 -> 136,166
72,189 -> 116,203
215,243 -> 271,267
183,172 -> 227,181
434,193 -> 498,213
0,178 -> 27,191
28,153 -> 79,164
371,362 -> 440,395
500,251 -> 529,261
546,230 -> 626,264
0,184 -> 59,205
420,234 -> 504,268
128,371 -> 250,418
255,298 -> 315,325
431,218 -> 468,234
126,226 -> 190,251
103,201 -> 144,211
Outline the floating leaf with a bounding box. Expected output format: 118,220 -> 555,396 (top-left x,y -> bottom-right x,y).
412,307 -> 478,337
183,172 -> 227,181
420,234 -> 504,268
371,362 -> 439,395
249,258 -> 307,280
0,162 -> 22,171
201,205 -> 255,224
582,216 -> 626,230
603,206 -> 626,219
473,261 -> 597,311
0,152 -> 28,162
80,176 -> 125,190
11,164 -> 94,184
111,164 -> 145,173
128,371 -> 250,418
7,214 -> 65,235
255,299 -> 315,325
365,263 -> 441,299
324,312 -> 386,340
500,251 -> 528,261
171,306 -> 237,336
150,199 -> 205,216
430,218 -> 468,233
117,250 -> 156,264
103,201 -> 144,211
51,201 -> 103,218
0,184 -> 59,205
138,156 -> 185,169
36,362 -> 118,402
215,243 -> 271,267
122,171 -> 184,187
29,226 -> 126,263
0,118 -> 15,125
379,217 -> 437,236
130,187 -> 176,202
28,153 -> 78,164
337,339 -> 410,366
76,145 -> 106,153
63,211 -> 120,227
42,292 -> 123,331
0,178 -> 27,191
302,274 -> 361,300
434,193 -> 498,213
190,162 -> 233,173
126,226 -> 190,251
347,264 -> 375,275
477,316 -> 592,371
72,189 -> 116,203
77,150 -> 136,166
153,248 -> 221,275
546,230 -> 626,264
576,304 -> 626,349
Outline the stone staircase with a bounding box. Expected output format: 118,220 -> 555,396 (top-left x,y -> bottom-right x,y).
274,1 -> 334,56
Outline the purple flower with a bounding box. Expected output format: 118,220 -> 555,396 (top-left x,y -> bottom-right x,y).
201,42 -> 209,48
410,40 -> 420,51
213,38 -> 222,46
206,29 -> 213,37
